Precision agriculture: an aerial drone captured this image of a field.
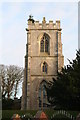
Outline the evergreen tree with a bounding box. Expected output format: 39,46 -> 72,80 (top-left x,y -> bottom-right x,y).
46,49 -> 80,110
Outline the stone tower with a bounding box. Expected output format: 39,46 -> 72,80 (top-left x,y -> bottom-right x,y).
21,16 -> 64,110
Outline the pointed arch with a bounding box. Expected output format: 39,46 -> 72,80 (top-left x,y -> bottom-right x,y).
42,61 -> 48,74
40,33 -> 50,54
38,80 -> 48,108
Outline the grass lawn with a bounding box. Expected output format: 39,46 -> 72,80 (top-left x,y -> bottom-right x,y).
2,110 -> 37,120
2,109 -> 80,120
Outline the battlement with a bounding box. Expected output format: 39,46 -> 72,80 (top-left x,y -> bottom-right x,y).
27,17 -> 61,30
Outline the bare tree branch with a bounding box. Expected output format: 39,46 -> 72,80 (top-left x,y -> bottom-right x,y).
0,65 -> 23,99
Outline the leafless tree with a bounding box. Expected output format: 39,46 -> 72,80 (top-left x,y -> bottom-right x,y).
0,65 -> 23,99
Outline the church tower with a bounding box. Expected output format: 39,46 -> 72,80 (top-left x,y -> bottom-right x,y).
21,16 -> 64,110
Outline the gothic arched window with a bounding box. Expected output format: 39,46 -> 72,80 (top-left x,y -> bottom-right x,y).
40,33 -> 49,53
42,62 -> 47,73
38,80 -> 48,108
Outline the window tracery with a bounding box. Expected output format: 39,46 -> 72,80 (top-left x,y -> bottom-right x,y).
38,80 -> 48,108
40,33 -> 49,53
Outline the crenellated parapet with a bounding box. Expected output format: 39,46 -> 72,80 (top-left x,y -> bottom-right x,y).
27,17 -> 61,30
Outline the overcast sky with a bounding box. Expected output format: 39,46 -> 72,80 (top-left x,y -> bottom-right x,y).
0,2 -> 78,68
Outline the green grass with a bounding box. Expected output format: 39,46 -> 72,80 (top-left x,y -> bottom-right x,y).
2,110 -> 37,120
1,109 -> 80,120
68,111 -> 79,117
